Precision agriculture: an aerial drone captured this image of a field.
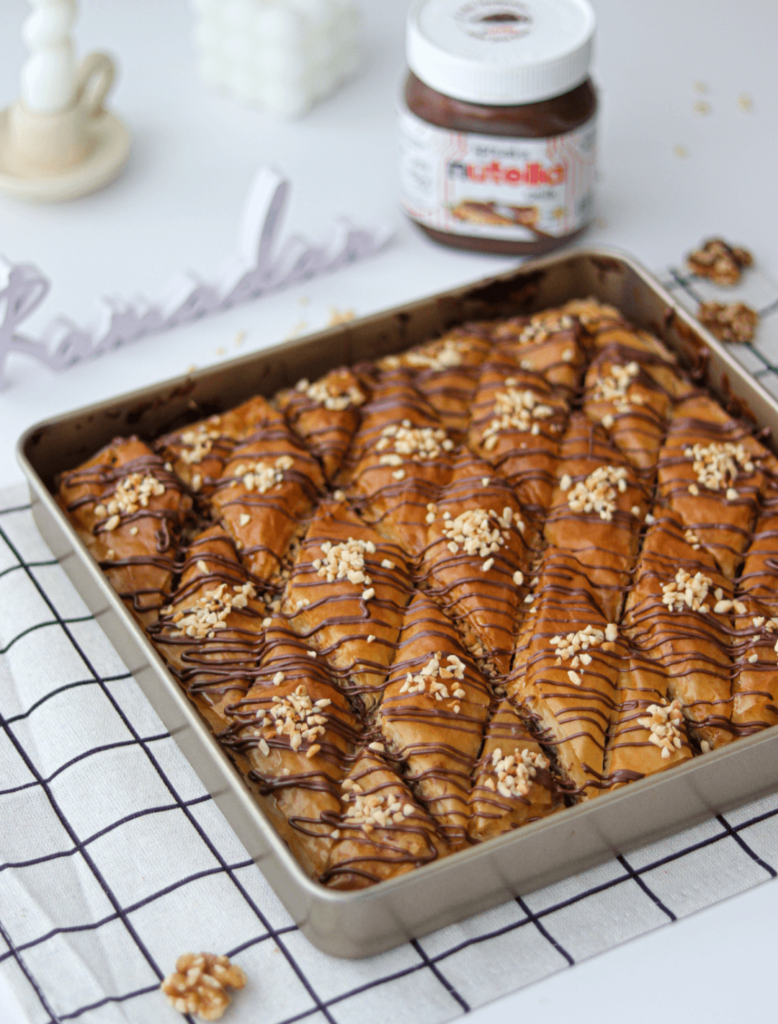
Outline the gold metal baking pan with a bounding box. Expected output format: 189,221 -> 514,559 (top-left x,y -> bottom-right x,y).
17,248 -> 778,958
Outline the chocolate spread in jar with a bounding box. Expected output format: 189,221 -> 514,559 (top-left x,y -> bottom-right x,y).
399,0 -> 598,256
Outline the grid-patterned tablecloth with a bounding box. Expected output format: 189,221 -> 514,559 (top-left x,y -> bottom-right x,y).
2,267 -> 778,1024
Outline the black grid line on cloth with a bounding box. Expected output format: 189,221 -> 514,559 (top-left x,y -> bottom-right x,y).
3,671 -> 133,725
0,521 -> 340,1024
0,614 -> 94,657
514,894 -> 574,966
615,854 -> 677,921
410,938 -> 470,1013
0,794 -> 213,878
0,912 -> 61,1024
716,813 -> 777,878
0,559 -> 58,582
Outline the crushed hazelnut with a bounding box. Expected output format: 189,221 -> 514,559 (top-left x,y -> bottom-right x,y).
161,952 -> 246,1021
590,361 -> 641,412
562,465 -> 629,521
661,569 -> 712,613
398,652 -> 466,706
698,301 -> 759,344
166,581 -> 257,639
179,424 -> 222,465
489,746 -> 549,799
638,700 -> 684,759
376,422 -> 454,462
295,375 -> 366,410
438,506 -> 522,568
481,387 -> 555,450
99,473 -> 166,529
234,455 -> 293,494
684,441 -> 756,491
687,238 -> 753,285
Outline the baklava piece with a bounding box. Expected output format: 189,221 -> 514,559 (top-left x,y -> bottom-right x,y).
209,407 -> 325,585
347,373 -> 456,556
221,625 -> 361,878
57,437 -> 191,625
731,594 -> 778,733
657,394 -> 768,578
277,367 -> 368,481
468,699 -> 562,841
378,592 -> 491,844
420,450 -> 535,675
622,510 -> 734,749
378,324 -> 493,441
544,413 -> 648,621
148,526 -> 267,732
155,395 -> 274,500
468,362 -> 568,517
602,652 -> 694,791
738,482 -> 778,615
282,500 -> 412,712
493,308 -> 586,400
509,558 -> 621,797
322,749 -> 448,889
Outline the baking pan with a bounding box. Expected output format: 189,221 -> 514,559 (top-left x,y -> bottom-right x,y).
17,248 -> 778,958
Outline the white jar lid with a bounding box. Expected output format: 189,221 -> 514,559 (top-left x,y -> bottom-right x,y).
407,0 -> 595,106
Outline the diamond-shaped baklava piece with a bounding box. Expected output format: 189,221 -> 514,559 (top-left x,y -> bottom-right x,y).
509,557 -> 621,796
209,407 -> 325,585
377,591 -> 491,844
730,594 -> 778,733
57,437 -> 191,625
468,363 -> 568,517
420,450 -> 536,675
156,395 -> 275,499
277,367 -> 369,482
468,700 -> 562,841
493,309 -> 585,400
149,525 -> 268,732
657,394 -> 769,578
622,509 -> 734,750
544,413 -> 648,621
322,749 -> 448,889
282,500 -> 412,712
378,324 -> 494,440
221,627 -> 361,878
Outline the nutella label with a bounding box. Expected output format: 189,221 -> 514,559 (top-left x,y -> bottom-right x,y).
398,103 -> 596,242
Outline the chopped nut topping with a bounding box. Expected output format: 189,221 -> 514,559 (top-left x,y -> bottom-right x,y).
398,652 -> 467,706
403,337 -> 465,370
437,506 -> 522,568
234,455 -> 294,494
562,465 -> 629,521
259,685 -> 331,753
316,537 -> 376,599
376,422 -> 455,462
550,624 -> 617,682
684,528 -> 701,550
687,238 -> 753,286
514,312 -> 575,345
489,746 -> 549,799
638,700 -> 685,759
684,441 -> 756,491
100,473 -> 166,528
342,787 -> 413,832
661,569 -> 712,613
295,376 -> 366,410
590,361 -> 641,412
179,423 -> 222,465
166,581 -> 257,639
698,301 -> 759,344
481,387 -> 555,450
161,952 -> 247,1021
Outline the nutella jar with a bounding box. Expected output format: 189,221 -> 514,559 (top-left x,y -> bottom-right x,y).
399,0 -> 598,255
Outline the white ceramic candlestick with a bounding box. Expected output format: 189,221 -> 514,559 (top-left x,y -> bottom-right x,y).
0,0 -> 131,202
21,0 -> 77,114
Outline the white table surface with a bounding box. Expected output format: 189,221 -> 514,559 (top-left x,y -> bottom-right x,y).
0,0 -> 776,1021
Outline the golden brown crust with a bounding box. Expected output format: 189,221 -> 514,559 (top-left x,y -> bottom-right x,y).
467,362 -> 568,516
277,367 -> 369,481
282,501 -> 413,712
322,750 -> 448,889
468,700 -> 562,841
210,409 -> 325,584
493,309 -> 586,399
420,449 -> 535,675
155,395 -> 277,498
509,556 -> 621,796
544,413 -> 649,622
622,510 -> 734,749
57,437 -> 191,625
378,592 -> 491,843
148,525 -> 268,732
656,394 -> 768,578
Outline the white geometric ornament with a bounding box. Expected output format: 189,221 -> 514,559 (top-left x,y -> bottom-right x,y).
0,166 -> 393,389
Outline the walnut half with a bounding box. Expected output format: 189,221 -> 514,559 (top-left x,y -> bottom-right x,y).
687,238 -> 753,286
698,301 -> 759,344
161,953 -> 247,1021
